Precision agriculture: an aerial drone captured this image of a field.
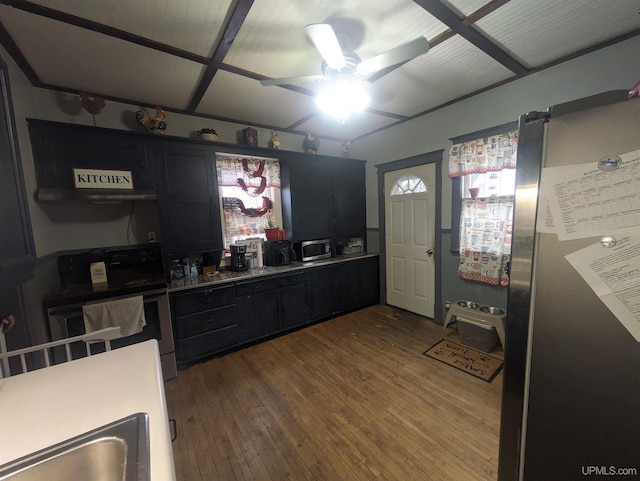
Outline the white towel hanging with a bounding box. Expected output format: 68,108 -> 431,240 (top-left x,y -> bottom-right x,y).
82,296 -> 146,337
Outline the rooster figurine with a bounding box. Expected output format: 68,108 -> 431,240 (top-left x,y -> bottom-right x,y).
303,132 -> 320,154
136,106 -> 167,134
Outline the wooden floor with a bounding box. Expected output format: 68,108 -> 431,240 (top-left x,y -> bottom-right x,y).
164,305 -> 503,481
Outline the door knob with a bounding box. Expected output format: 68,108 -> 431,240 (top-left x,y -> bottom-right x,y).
426,249 -> 434,256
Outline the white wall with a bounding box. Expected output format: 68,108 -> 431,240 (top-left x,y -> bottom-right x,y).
352,35 -> 640,229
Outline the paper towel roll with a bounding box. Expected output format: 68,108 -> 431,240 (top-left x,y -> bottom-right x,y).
257,241 -> 263,268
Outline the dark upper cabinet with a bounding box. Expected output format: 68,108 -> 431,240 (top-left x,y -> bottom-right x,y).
27,120 -> 155,191
154,142 -> 222,258
332,158 -> 366,238
0,56 -> 36,288
284,156 -> 333,241
282,155 -> 366,242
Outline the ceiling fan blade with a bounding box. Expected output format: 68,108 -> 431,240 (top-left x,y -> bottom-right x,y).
305,23 -> 346,69
356,37 -> 429,76
260,74 -> 325,87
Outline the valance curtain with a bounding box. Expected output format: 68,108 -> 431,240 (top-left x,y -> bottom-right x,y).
215,155 -> 281,244
458,197 -> 513,286
448,131 -> 518,178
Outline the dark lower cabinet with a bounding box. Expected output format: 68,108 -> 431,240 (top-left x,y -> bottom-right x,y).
356,255 -> 380,306
171,256 -> 379,368
237,278 -> 279,341
171,284 -> 239,365
309,262 -> 358,320
277,272 -> 309,329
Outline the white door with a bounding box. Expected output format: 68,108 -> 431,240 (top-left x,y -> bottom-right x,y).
384,164 -> 436,318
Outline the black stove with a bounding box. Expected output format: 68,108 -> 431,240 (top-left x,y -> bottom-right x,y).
43,243 -> 167,308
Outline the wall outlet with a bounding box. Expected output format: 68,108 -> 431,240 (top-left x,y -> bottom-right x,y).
147,231 -> 156,242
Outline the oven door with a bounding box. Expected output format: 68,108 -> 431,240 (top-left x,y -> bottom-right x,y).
47,289 -> 176,380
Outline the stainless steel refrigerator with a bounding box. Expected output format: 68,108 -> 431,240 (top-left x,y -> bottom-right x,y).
498,91 -> 640,481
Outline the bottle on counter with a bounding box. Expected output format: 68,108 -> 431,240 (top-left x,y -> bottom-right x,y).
190,263 -> 198,278
183,257 -> 190,278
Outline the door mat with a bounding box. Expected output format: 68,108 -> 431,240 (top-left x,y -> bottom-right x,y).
423,339 -> 503,383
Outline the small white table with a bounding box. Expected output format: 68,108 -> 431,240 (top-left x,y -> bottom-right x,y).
444,300 -> 507,348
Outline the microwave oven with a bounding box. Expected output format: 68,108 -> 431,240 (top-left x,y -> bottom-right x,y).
294,239 -> 332,262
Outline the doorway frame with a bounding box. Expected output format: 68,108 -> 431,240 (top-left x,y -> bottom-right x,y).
376,150 -> 443,322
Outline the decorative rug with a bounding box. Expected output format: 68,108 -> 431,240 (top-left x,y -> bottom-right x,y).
423,339 -> 503,383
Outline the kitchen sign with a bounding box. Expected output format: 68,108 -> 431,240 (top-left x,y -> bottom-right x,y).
73,168 -> 134,190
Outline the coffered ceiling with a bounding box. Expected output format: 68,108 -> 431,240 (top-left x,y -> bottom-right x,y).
0,0 -> 638,142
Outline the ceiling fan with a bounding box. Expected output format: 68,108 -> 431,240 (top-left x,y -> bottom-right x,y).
260,23 -> 430,89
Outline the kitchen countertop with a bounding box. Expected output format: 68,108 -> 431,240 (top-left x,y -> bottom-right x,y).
168,252 -> 379,292
0,340 -> 176,480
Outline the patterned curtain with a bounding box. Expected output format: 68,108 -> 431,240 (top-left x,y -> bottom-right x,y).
448,131 -> 518,177
215,155 -> 281,245
458,197 -> 513,286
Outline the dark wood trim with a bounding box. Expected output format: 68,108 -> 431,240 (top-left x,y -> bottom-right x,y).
449,120 -> 518,144
0,22 -> 41,86
220,63 -> 317,97
427,29 -> 456,49
413,0 -> 528,75
0,0 -> 210,64
463,0 -> 512,26
186,0 -> 254,113
287,113 -> 317,130
365,0 -> 510,82
376,150 -> 443,322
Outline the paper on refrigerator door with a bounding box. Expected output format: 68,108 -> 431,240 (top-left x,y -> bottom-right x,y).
544,149 -> 640,240
565,235 -> 640,341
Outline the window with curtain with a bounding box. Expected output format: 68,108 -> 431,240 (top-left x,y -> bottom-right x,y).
215,153 -> 282,249
448,129 -> 518,286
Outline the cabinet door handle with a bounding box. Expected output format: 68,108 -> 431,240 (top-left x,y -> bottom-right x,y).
203,289 -> 215,301
169,418 -> 177,442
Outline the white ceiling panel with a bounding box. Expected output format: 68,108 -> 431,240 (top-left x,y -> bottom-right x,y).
225,0 -> 448,80
372,35 -> 514,117
0,7 -> 205,109
475,0 -> 640,68
22,0 -> 232,57
441,0 -> 489,17
298,111 -> 399,142
0,0 -> 636,141
196,70 -> 317,128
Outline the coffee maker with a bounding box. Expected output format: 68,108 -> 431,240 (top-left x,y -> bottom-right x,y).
229,244 -> 249,272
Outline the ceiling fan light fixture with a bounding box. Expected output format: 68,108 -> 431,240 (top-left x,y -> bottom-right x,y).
315,79 -> 371,120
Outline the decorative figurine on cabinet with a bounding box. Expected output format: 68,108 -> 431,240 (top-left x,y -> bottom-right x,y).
341,141 -> 352,158
303,132 -> 320,154
136,106 -> 167,134
242,127 -> 258,146
270,130 -> 281,149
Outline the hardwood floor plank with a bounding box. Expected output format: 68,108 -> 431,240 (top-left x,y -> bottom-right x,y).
165,305 -> 502,481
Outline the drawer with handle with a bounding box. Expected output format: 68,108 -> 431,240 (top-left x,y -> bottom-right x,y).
174,304 -> 238,338
171,285 -> 236,316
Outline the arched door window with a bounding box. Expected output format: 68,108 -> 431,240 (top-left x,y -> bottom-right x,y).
390,175 -> 427,195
